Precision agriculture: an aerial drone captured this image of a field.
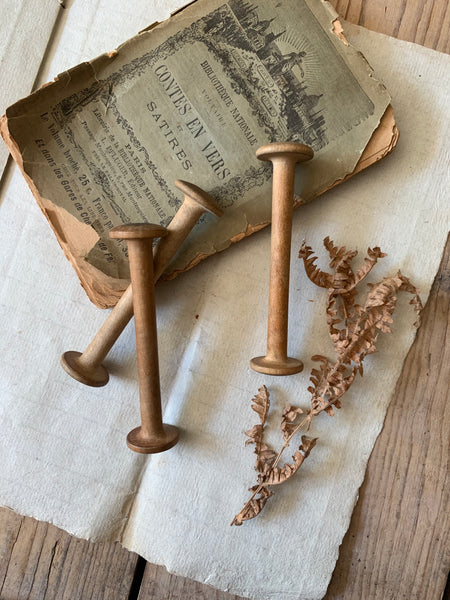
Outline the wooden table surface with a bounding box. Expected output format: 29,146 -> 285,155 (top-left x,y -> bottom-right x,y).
1,0 -> 448,598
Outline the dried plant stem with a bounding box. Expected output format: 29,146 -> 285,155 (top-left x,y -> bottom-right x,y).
231,387 -> 347,525
232,238 -> 423,526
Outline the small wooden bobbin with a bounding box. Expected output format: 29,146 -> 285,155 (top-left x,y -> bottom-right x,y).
61,181 -> 222,387
250,142 -> 314,376
110,223 -> 179,454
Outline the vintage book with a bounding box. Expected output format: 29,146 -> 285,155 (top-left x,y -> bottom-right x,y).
1,0 -> 395,307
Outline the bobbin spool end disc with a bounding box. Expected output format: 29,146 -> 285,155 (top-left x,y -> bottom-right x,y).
126,424 -> 179,454
174,180 -> 223,217
256,142 -> 314,163
110,223 -> 168,240
250,355 -> 303,376
60,350 -> 109,387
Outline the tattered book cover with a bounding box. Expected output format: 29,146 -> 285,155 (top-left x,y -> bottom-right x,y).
1,0 -> 394,306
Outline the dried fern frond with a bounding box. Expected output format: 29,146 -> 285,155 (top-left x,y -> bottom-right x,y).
260,437 -> 317,487
353,246 -> 387,288
281,405 -> 304,440
231,486 -> 273,526
299,241 -> 333,289
245,386 -> 277,474
250,385 -> 271,425
232,238 -> 423,526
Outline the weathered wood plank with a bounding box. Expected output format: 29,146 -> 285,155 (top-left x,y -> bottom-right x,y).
324,3 -> 450,595
0,507 -> 139,600
0,508 -> 23,590
138,563 -> 246,600
333,0 -> 450,53
325,238 -> 449,598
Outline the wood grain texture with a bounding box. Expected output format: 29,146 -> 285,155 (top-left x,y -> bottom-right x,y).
326,2 -> 450,597
325,238 -> 450,599
250,142 -> 313,376
138,563 -> 246,600
333,0 -> 450,53
0,1 -> 448,599
0,507 -> 139,600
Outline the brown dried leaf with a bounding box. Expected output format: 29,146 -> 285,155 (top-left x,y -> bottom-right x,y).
309,355 -> 334,408
324,236 -> 351,268
245,424 -> 262,446
231,486 -> 274,526
281,404 -> 304,440
299,241 -> 333,288
352,246 -> 387,288
322,244 -> 387,351
246,386 -> 277,473
362,271 -> 422,335
256,443 -> 277,474
398,272 -> 423,326
300,435 -> 318,456
260,436 -> 317,487
260,454 -> 304,486
250,385 -> 270,425
324,237 -> 358,289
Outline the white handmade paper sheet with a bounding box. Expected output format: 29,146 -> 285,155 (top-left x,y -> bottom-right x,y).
0,4 -> 449,599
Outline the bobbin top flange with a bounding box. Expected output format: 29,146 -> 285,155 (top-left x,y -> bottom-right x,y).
256,142 -> 314,163
109,223 -> 169,240
174,180 -> 223,217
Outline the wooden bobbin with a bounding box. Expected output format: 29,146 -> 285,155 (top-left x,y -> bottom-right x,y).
250,142 -> 314,376
61,181 -> 222,387
110,223 -> 179,454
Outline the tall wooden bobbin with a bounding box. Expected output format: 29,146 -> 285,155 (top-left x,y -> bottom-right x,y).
61,181 -> 222,387
250,142 -> 314,376
110,223 -> 179,454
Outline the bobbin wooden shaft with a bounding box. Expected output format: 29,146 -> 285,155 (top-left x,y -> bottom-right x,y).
110,223 -> 178,454
61,181 -> 222,387
250,142 -> 313,376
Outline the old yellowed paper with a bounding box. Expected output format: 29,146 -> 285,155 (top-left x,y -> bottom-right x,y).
1,0 -> 392,307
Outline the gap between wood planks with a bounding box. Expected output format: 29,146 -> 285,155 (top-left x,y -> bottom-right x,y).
127,556 -> 147,600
